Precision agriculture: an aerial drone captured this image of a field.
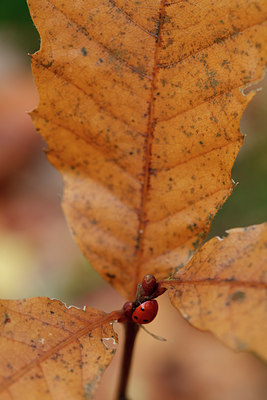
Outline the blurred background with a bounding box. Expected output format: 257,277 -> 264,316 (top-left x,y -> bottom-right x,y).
0,1 -> 266,399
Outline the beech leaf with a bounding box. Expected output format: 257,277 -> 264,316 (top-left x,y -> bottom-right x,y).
163,223 -> 267,361
27,0 -> 267,299
0,298 -> 118,399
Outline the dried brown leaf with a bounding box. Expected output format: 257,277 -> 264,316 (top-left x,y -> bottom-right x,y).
27,0 -> 267,299
164,223 -> 267,361
0,298 -> 117,399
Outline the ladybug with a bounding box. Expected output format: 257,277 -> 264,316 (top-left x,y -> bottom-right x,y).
132,300 -> 158,324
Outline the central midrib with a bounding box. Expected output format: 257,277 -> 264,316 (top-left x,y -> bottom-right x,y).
134,0 -> 166,298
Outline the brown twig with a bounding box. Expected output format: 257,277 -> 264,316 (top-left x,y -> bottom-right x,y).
116,321 -> 139,400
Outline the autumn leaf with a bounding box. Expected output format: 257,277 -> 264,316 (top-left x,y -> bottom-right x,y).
163,223 -> 267,361
0,298 -> 118,399
27,0 -> 267,300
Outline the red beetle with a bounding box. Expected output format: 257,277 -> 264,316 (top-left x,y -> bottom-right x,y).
132,300 -> 158,324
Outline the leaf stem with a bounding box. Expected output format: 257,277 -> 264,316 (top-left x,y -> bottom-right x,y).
116,321 -> 139,400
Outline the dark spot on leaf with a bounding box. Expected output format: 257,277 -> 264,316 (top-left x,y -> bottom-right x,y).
40,60 -> 54,69
81,47 -> 88,56
149,168 -> 157,176
230,291 -> 246,302
106,272 -> 116,279
4,314 -> 11,324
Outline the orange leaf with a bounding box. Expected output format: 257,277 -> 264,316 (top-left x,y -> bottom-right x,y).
27,0 -> 267,299
0,298 -> 118,399
163,223 -> 267,361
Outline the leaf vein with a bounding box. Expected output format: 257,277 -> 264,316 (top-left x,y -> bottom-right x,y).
148,185 -> 229,226
32,58 -> 146,136
2,306 -> 77,335
0,313 -> 116,394
134,0 -> 167,296
167,279 -> 267,289
159,18 -> 267,68
153,137 -> 241,173
109,0 -> 157,38
158,83 -> 251,124
46,0 -> 153,80
35,113 -> 141,185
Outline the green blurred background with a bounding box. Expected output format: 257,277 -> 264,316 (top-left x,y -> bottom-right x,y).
0,0 -> 39,51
